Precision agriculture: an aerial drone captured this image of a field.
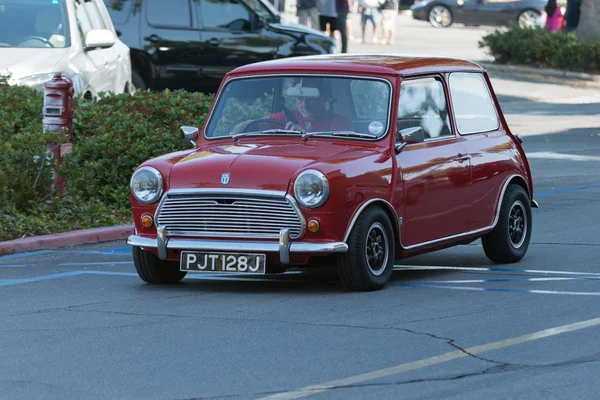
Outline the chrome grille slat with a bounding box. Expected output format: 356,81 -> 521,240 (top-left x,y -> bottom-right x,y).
156,192 -> 304,239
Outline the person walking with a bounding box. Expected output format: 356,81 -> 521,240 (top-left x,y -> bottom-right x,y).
543,0 -> 564,33
336,0 -> 352,52
297,0 -> 320,29
379,0 -> 398,45
319,0 -> 338,39
358,0 -> 382,44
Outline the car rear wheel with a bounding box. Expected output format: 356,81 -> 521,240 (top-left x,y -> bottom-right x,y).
337,206 -> 395,291
428,5 -> 453,28
482,184 -> 532,263
517,10 -> 540,29
132,246 -> 187,284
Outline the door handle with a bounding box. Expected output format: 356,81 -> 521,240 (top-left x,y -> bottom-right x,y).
453,154 -> 471,163
206,38 -> 222,47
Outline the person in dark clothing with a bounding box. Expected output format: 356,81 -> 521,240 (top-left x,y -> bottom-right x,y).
563,0 -> 581,32
336,0 -> 351,53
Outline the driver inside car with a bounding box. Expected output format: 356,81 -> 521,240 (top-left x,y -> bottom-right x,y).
231,78 -> 354,134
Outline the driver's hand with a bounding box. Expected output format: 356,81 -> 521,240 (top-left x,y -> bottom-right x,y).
285,121 -> 304,132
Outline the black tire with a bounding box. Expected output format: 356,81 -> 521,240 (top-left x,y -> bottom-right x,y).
337,206 -> 395,291
482,184 -> 532,263
131,70 -> 146,91
132,246 -> 187,284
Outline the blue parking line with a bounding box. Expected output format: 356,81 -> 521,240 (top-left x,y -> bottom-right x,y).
0,261 -> 133,269
0,247 -> 132,261
536,184 -> 600,196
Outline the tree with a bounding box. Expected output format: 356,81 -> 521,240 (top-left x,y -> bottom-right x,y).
577,0 -> 600,40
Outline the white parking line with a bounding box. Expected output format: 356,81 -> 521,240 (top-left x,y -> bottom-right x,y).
393,265 -> 600,277
259,317 -> 600,399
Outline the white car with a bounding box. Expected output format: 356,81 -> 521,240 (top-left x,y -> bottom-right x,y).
0,0 -> 132,99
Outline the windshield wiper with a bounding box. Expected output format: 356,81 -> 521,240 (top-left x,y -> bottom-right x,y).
303,131 -> 378,140
232,129 -> 304,141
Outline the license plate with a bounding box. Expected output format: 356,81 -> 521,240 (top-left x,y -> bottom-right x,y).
180,251 -> 266,274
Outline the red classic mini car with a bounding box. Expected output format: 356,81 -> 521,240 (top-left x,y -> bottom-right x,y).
127,54 -> 538,291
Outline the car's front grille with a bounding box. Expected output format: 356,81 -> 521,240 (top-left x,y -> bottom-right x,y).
155,192 -> 304,239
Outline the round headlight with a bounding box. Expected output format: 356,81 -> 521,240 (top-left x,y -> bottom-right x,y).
130,166 -> 164,205
294,170 -> 330,208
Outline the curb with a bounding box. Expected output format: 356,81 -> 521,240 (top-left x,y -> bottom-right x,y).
477,61 -> 600,82
0,225 -> 134,256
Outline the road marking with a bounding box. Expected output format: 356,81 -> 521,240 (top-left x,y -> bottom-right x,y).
259,317 -> 600,400
394,265 -> 600,277
535,184 -> 600,196
414,277 -> 598,283
0,261 -> 134,269
0,247 -> 132,261
527,152 -> 600,162
395,282 -> 600,296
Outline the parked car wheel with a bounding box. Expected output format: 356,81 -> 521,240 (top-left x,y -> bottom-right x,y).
482,184 -> 532,263
131,70 -> 146,91
337,206 -> 395,291
428,5 -> 453,28
132,246 -> 187,284
517,9 -> 541,29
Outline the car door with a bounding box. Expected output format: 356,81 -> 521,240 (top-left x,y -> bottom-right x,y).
141,0 -> 204,91
74,0 -> 112,95
447,72 -> 508,231
460,0 -> 517,25
196,0 -> 277,91
394,76 -> 473,247
94,0 -> 130,94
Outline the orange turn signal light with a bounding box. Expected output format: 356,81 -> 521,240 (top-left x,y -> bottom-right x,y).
307,219 -> 320,233
141,214 -> 153,228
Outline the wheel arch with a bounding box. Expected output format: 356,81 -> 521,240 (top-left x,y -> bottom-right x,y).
492,174 -> 531,229
343,199 -> 402,251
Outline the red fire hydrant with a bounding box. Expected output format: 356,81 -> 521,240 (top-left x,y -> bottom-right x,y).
42,73 -> 74,194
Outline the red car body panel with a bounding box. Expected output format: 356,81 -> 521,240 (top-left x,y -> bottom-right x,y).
129,54 -> 534,265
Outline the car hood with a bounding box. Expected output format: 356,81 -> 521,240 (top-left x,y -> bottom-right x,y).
169,140 -> 377,192
269,20 -> 327,37
0,48 -> 70,81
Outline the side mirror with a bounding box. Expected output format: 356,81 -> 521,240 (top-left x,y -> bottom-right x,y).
181,126 -> 199,146
395,126 -> 425,154
85,29 -> 116,50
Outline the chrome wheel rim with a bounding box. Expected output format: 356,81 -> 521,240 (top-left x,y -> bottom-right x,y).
508,200 -> 527,249
365,222 -> 389,276
518,11 -> 539,28
429,6 -> 451,28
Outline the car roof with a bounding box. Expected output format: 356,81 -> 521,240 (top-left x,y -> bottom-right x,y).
229,54 -> 485,77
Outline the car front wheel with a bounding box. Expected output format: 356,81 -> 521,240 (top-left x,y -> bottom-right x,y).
429,5 -> 453,28
517,10 -> 540,29
132,246 -> 187,284
337,206 -> 395,291
482,184 -> 532,263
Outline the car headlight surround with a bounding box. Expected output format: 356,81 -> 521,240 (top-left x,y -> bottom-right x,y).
130,166 -> 164,205
17,73 -> 56,90
294,170 -> 330,208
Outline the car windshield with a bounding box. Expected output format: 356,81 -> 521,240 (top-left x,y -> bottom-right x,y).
0,0 -> 69,48
205,75 -> 392,140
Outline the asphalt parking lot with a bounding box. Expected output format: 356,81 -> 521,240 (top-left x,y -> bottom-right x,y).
1,100 -> 600,399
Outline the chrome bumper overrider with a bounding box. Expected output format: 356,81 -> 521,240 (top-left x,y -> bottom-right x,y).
127,228 -> 348,264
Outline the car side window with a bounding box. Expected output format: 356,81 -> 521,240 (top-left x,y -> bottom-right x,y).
199,0 -> 252,31
146,0 -> 192,28
397,77 -> 452,141
449,73 -> 500,135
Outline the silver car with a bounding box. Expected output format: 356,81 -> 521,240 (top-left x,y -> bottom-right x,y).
0,0 -> 132,98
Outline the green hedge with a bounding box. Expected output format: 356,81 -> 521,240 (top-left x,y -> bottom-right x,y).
0,85 -> 214,241
479,26 -> 600,74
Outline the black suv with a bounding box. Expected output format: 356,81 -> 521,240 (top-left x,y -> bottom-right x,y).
107,0 -> 337,93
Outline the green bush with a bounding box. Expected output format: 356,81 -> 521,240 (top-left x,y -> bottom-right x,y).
0,85 -> 214,241
479,26 -> 600,74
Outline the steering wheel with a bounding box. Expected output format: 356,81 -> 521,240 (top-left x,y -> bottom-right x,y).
241,119 -> 286,133
19,36 -> 54,48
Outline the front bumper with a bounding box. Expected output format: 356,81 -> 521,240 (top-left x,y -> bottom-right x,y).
127,228 -> 348,265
